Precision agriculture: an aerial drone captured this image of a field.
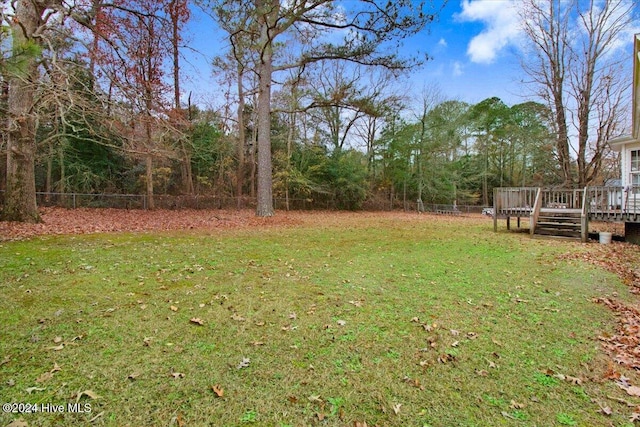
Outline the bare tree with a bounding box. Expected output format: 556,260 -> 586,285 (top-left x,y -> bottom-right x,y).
520,0 -> 635,187
569,2 -> 632,186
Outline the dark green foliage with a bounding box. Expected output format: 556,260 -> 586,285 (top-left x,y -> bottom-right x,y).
189,119 -> 228,192
323,149 -> 369,210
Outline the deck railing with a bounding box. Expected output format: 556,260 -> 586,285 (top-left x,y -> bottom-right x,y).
581,187 -> 589,242
495,186 -> 640,221
529,188 -> 542,236
494,187 -> 585,212
538,188 -> 584,209
493,187 -> 538,213
587,186 -> 640,215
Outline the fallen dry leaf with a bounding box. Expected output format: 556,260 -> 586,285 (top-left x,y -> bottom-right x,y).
510,400 -> 525,409
177,413 -> 186,427
170,372 -> 185,379
170,305 -> 178,312
619,384 -> 640,397
75,389 -> 101,402
237,357 -> 250,369
599,406 -> 612,416
190,318 -> 204,326
1,355 -> 11,366
36,371 -> 53,383
53,336 -> 63,344
211,384 -> 224,397
48,344 -> 64,351
438,353 -> 456,363
392,403 -> 402,415
25,387 -> 46,394
6,420 -> 29,427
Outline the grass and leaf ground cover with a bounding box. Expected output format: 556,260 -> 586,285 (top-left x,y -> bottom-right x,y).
1,211 -> 640,426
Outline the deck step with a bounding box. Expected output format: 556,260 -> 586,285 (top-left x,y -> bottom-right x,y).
536,222 -> 581,230
538,216 -> 581,224
534,228 -> 582,238
534,210 -> 582,240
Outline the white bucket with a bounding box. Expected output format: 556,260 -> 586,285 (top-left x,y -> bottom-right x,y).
599,232 -> 612,244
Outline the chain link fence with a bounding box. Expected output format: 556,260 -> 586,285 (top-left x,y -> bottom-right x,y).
0,190 -> 488,214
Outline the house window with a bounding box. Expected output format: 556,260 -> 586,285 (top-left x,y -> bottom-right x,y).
632,150 -> 640,195
632,174 -> 640,198
632,150 -> 640,172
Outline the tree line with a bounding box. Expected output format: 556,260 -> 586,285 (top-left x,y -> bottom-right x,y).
0,0 -> 635,222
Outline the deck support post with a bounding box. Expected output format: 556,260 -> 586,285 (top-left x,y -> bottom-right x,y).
506,216 -> 511,230
493,188 -> 498,232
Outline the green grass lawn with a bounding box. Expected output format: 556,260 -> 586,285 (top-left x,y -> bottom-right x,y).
0,214 -> 637,426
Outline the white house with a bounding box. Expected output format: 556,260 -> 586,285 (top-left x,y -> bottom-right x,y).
607,34 -> 640,243
609,34 -> 640,205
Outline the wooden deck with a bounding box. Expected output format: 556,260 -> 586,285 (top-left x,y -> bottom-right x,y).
493,187 -> 640,242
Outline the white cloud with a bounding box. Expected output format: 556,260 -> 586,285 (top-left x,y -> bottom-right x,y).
452,61 -> 464,76
438,38 -> 448,48
456,0 -> 523,64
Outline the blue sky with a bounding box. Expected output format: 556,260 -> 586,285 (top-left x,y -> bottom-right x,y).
182,0 -> 640,110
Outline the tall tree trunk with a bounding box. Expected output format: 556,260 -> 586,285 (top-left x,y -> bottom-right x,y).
45,142 -> 53,199
169,0 -> 193,195
553,92 -> 572,186
180,139 -> 194,194
255,22 -> 274,217
144,108 -> 155,209
145,154 -> 154,210
2,1 -> 45,223
250,122 -> 257,199
284,108 -> 296,211
236,62 -> 246,208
